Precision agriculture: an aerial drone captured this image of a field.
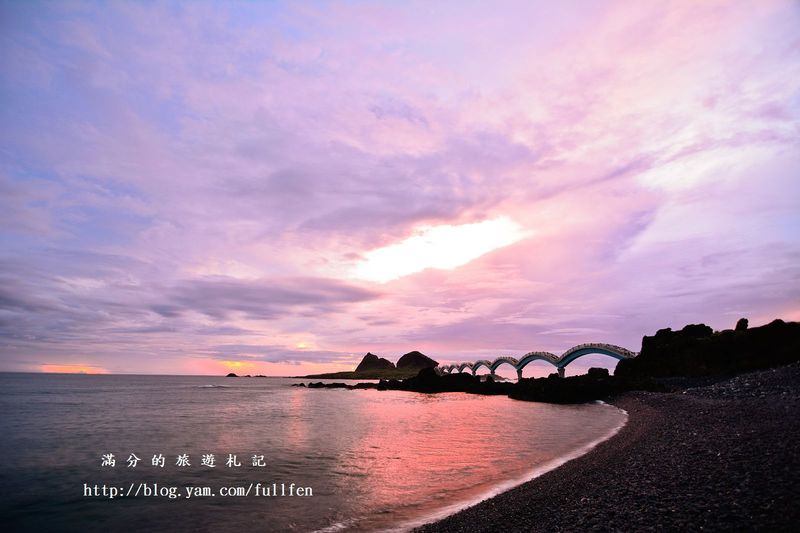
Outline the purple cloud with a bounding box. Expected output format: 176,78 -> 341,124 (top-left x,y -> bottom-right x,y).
1,1 -> 799,374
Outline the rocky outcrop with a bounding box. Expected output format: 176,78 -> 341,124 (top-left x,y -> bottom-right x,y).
354,352 -> 396,372
510,368 -> 664,403
396,351 -> 438,369
300,368 -> 511,395
378,367 -> 513,395
616,319 -> 800,379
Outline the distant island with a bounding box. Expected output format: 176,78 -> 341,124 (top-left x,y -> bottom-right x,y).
301,350 -> 438,379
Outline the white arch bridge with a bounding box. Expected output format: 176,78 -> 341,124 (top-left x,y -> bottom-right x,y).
437,343 -> 638,379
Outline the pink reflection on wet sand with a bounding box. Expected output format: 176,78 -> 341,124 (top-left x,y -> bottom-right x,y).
339,390 -> 625,530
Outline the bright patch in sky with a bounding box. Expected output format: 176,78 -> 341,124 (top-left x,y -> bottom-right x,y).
40,364 -> 108,374
354,217 -> 527,283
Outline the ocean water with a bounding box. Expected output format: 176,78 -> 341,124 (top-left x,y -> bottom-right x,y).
0,373 -> 626,532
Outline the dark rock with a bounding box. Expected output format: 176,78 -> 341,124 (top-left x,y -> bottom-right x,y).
354,352 -> 396,372
617,319 -> 800,379
225,373 -> 238,377
681,323 -> 714,338
377,378 -> 402,391
736,317 -> 749,331
587,367 -> 610,378
396,350 -> 438,369
291,383 -> 306,387
510,367 -> 661,404
304,366 -> 645,402
313,382 -> 347,389
399,367 -> 512,395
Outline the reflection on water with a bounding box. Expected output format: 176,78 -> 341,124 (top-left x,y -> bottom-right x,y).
0,373 -> 625,532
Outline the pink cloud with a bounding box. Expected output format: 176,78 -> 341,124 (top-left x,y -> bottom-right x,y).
1,1 -> 798,374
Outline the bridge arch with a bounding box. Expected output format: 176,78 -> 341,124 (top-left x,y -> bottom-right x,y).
456,363 -> 473,373
438,342 -> 638,380
489,357 -> 519,373
516,351 -> 559,371
556,343 -> 636,368
471,360 -> 493,374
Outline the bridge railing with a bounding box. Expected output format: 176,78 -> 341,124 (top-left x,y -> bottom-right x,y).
441,342 -> 639,377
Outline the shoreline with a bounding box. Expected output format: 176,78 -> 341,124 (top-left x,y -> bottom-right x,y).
416,363 -> 800,532
393,402 -> 628,532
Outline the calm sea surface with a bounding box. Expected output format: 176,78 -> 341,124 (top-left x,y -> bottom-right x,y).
0,373 -> 626,532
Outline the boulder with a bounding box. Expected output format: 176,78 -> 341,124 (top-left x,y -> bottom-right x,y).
396,350 -> 438,369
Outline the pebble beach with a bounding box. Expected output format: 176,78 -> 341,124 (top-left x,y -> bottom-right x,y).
418,363 -> 800,532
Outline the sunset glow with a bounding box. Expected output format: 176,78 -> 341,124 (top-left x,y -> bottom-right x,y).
40,364 -> 109,375
354,218 -> 527,283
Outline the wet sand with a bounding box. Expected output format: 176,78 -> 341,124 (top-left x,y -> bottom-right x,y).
417,363 -> 800,532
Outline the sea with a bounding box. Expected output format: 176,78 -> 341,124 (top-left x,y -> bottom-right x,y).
0,373 -> 626,532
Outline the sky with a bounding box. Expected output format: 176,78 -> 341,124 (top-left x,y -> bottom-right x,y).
1,0 -> 799,376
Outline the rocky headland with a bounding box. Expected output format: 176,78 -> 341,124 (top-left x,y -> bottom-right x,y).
297,318 -> 800,405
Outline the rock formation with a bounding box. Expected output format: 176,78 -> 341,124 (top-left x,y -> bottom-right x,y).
616,319 -> 800,379
396,350 -> 438,369
354,352 -> 396,372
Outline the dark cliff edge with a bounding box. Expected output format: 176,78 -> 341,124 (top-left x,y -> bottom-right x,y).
297,318 -> 800,404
